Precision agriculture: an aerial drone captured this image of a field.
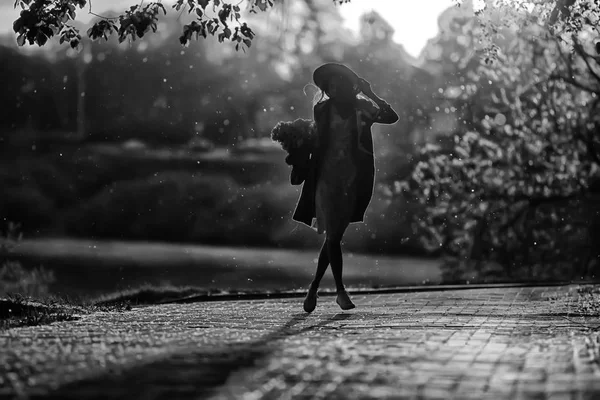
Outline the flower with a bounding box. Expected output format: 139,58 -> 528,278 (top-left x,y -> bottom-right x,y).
271,118 -> 316,153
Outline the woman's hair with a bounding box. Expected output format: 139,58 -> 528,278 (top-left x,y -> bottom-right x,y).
303,83 -> 329,106
304,82 -> 369,107
313,88 -> 329,106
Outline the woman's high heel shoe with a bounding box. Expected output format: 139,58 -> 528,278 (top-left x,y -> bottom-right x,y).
303,288 -> 318,313
336,290 -> 355,310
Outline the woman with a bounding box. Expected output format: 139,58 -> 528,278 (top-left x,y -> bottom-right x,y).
292,63 -> 399,313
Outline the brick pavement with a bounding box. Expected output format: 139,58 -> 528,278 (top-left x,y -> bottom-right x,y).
1,285 -> 599,399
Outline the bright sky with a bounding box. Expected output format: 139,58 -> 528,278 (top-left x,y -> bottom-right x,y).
0,0 -> 455,57
337,0 -> 455,57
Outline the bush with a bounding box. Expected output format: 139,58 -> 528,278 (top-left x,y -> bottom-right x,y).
64,171 -> 306,246
213,182 -> 299,246
0,185 -> 55,234
0,262 -> 56,298
232,138 -> 283,155
0,157 -> 78,235
0,223 -> 55,298
344,191 -> 426,255
64,172 -> 240,242
20,157 -> 78,208
87,118 -> 193,146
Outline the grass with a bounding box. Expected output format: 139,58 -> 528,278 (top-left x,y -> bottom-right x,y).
91,284 -> 227,308
0,251 -> 134,330
0,282 -> 300,330
0,282 -> 301,330
0,289 -> 140,330
0,294 -> 81,330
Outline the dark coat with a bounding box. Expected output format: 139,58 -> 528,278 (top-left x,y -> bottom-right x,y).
292,98 -> 399,228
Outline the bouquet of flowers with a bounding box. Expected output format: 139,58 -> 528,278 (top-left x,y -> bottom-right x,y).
271,118 -> 317,185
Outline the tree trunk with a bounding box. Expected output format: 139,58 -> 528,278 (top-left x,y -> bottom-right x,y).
76,53 -> 88,140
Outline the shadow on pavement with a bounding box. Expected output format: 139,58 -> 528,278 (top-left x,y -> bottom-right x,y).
35,312 -> 355,399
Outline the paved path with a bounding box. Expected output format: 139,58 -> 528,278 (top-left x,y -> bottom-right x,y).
1,285 -> 600,399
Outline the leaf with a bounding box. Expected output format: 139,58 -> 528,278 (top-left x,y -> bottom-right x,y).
243,38 -> 251,48
172,0 -> 184,11
455,146 -> 469,159
596,42 -> 600,55
12,17 -> 24,34
198,0 -> 209,8
36,30 -> 48,46
218,7 -> 229,25
16,33 -> 25,46
74,41 -> 83,53
257,1 -> 268,11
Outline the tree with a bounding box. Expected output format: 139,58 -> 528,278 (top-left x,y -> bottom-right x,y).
399,2 -> 600,282
453,0 -> 600,60
10,0 -> 276,52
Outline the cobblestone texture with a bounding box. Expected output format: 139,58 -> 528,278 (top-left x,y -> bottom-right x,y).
1,286 -> 599,399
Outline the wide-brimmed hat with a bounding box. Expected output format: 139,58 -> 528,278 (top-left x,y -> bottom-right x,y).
313,63 -> 360,91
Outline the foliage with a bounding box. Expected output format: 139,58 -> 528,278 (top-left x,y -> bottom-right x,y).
3,1 -> 351,143
0,223 -> 56,298
91,284 -> 225,308
454,0 -> 600,62
400,4 -> 600,281
61,172 -> 301,246
0,262 -> 56,299
12,0 -> 264,51
0,296 -> 78,330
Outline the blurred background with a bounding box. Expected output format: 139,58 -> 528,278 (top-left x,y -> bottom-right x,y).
0,0 -> 599,298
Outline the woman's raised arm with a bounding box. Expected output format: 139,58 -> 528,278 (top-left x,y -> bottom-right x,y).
357,79 -> 399,125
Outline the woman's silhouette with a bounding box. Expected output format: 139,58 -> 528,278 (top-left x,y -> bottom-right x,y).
291,63 -> 398,313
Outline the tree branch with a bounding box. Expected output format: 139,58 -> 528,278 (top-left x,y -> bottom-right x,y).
548,74 -> 599,94
572,37 -> 600,88
576,129 -> 600,165
88,0 -> 119,20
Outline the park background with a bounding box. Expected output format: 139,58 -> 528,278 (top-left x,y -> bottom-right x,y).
1,0 -> 599,299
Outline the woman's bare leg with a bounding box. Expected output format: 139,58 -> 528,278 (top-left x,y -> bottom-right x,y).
327,239 -> 345,292
310,238 -> 329,291
327,221 -> 349,292
304,238 -> 329,313
327,223 -> 355,310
